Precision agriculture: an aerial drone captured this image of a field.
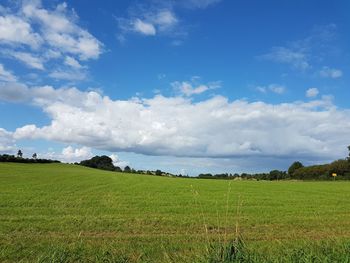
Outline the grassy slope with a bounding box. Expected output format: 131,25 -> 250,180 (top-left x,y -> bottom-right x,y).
1,163 -> 350,262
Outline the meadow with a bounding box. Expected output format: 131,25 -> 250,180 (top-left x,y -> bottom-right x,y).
1,162 -> 350,262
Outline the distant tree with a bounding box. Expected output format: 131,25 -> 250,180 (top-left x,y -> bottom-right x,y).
17,150 -> 23,158
330,159 -> 350,176
269,170 -> 283,180
80,156 -> 115,171
348,145 -> 350,161
155,169 -> 162,176
124,166 -> 131,173
288,161 -> 304,176
32,153 -> 37,159
114,166 -> 122,172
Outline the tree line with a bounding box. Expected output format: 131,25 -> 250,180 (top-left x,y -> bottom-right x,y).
197,146 -> 350,181
0,150 -> 60,164
2,146 -> 349,181
78,155 -> 171,176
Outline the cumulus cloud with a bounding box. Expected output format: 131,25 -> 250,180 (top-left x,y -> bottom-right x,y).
61,146 -> 92,162
319,67 -> 343,79
306,88 -> 319,98
0,82 -> 29,102
39,145 -> 93,163
4,86 -> 349,162
0,64 -> 16,82
109,154 -> 129,168
0,128 -> 15,153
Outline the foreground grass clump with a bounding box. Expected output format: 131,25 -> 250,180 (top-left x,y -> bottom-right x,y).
1,163 -> 350,262
206,238 -> 350,263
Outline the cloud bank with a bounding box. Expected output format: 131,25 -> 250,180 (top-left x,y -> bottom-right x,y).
0,84 -> 349,162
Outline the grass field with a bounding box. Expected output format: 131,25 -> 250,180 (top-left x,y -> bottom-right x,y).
1,163 -> 350,262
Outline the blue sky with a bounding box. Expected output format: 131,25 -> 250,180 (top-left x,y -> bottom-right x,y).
0,0 -> 349,175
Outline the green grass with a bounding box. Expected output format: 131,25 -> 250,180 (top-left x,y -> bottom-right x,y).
1,163 -> 350,262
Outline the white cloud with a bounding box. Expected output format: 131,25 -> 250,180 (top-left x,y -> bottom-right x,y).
0,14 -> 42,48
8,51 -> 45,70
0,82 -> 29,102
0,64 -> 16,82
133,19 -> 156,35
38,145 -> 93,163
64,56 -> 83,69
49,70 -> 86,81
256,84 -> 286,94
260,24 -> 339,73
7,86 -> 350,162
268,84 -> 286,94
0,128 -> 15,153
172,78 -> 221,96
109,154 -> 129,168
260,47 -> 310,71
154,10 -> 178,31
306,88 -> 319,98
22,0 -> 103,60
180,0 -> 222,9
319,67 -> 342,79
61,146 -> 92,162
118,5 -> 182,41
0,0 -> 103,80
125,9 -> 178,37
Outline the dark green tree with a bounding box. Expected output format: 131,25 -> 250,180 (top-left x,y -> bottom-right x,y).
348,145 -> 350,161
124,166 -> 131,173
114,166 -> 122,172
288,161 -> 304,176
155,169 -> 162,176
17,150 -> 23,158
80,156 -> 115,171
32,153 -> 37,159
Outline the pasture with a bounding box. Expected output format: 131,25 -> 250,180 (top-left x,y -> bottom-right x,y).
1,163 -> 350,262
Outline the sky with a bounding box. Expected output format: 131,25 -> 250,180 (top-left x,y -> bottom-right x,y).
0,0 -> 349,175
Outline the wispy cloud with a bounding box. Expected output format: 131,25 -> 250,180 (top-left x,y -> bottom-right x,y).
0,0 -> 103,83
0,64 -> 16,82
117,0 -> 220,43
319,66 -> 342,79
256,84 -> 286,94
259,24 -> 342,76
260,47 -> 310,71
133,19 -> 157,35
49,70 -> 87,81
177,0 -> 222,9
6,51 -> 45,70
0,14 -> 42,48
118,8 -> 179,38
172,77 -> 221,96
